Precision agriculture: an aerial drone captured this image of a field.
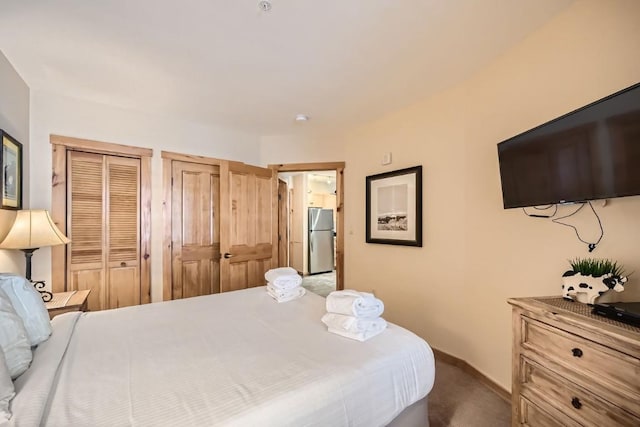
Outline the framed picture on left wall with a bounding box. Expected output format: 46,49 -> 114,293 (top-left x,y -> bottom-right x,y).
0,130 -> 23,210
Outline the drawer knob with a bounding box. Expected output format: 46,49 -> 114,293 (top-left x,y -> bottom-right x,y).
571,397 -> 582,409
571,348 -> 583,358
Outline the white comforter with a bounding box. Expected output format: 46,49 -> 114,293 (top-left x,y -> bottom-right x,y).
11,287 -> 434,426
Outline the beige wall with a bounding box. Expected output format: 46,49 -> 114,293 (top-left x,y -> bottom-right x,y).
261,0 -> 640,391
0,50 -> 29,274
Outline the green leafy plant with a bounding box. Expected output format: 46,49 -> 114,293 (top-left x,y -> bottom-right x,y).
568,258 -> 626,277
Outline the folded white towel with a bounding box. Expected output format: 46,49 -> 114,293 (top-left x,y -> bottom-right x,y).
325,290 -> 384,319
267,284 -> 300,298
267,285 -> 306,303
321,312 -> 387,334
265,267 -> 299,283
269,274 -> 303,291
322,313 -> 387,342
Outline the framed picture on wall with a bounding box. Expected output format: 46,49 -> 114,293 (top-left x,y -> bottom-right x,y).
0,130 -> 23,210
366,165 -> 422,246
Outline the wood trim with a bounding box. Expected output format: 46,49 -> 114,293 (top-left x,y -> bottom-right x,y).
277,179 -> 289,267
271,168 -> 279,269
161,150 -> 224,165
218,160 -> 231,292
139,156 -> 152,304
51,144 -> 67,293
432,348 -> 511,403
270,162 -> 345,291
162,158 -> 173,301
268,161 -> 345,172
512,307 -> 523,424
51,135 -> 152,158
335,167 -> 344,291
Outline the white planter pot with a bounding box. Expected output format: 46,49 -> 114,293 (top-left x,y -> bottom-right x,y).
561,272 -> 626,305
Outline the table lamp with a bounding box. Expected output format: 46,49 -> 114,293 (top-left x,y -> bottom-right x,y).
0,209 -> 71,301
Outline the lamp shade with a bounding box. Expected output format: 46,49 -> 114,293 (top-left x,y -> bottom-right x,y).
0,210 -> 70,249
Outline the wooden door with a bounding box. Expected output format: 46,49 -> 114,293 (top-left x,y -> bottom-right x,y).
67,151 -> 106,311
278,179 -> 288,267
67,151 -> 141,311
106,156 -> 140,309
219,161 -> 277,292
170,161 -> 220,299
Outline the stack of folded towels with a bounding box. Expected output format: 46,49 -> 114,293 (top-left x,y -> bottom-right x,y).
322,290 -> 386,341
265,267 -> 306,303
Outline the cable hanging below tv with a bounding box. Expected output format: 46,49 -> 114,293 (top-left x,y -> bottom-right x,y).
497,82 -> 640,209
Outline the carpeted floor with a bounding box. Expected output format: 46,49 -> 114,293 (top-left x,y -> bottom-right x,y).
301,271 -> 336,297
428,358 -> 511,427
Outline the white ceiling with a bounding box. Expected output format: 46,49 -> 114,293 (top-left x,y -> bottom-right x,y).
0,0 -> 573,135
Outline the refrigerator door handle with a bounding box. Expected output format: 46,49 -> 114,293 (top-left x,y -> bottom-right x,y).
309,231 -> 314,252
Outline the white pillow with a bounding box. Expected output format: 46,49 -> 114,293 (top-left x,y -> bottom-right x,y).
0,274 -> 52,346
0,288 -> 32,379
0,349 -> 15,422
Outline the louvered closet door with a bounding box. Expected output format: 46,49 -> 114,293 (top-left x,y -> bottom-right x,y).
68,152 -> 106,311
106,156 -> 140,309
67,151 -> 141,311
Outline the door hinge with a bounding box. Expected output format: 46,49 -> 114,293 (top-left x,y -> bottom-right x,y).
171,177 -> 174,186
278,193 -> 282,201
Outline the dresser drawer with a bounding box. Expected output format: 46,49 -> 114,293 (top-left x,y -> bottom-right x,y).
518,396 -> 576,427
522,316 -> 640,415
520,357 -> 640,427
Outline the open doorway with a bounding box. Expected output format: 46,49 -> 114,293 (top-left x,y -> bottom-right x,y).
279,171 -> 336,296
269,162 -> 345,297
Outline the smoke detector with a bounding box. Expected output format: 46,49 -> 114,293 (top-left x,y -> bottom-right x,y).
258,1 -> 272,12
295,114 -> 309,122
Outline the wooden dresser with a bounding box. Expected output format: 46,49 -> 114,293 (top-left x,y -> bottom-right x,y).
508,297 -> 640,426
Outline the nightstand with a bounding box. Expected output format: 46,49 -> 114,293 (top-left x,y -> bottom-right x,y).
45,290 -> 91,319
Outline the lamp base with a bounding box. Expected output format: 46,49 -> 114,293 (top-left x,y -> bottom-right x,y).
31,280 -> 53,303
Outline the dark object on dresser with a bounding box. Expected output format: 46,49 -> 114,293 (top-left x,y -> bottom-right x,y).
592,301 -> 640,327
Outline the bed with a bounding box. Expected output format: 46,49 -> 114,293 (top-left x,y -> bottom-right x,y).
9,287 -> 435,426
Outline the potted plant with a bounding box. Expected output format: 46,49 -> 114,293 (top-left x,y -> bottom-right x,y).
562,258 -> 628,304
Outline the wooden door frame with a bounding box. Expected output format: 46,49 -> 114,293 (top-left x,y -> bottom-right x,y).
50,134 -> 152,304
277,179 -> 289,268
268,162 -> 345,291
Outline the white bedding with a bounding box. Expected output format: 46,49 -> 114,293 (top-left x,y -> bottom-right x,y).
10,287 -> 434,426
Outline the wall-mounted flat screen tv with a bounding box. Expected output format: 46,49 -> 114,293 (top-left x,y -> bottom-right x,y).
498,82 -> 640,209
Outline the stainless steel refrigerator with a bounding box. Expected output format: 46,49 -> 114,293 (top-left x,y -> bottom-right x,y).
308,207 -> 334,274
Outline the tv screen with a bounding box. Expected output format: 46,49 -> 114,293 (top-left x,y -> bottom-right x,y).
498,82 -> 640,209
